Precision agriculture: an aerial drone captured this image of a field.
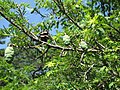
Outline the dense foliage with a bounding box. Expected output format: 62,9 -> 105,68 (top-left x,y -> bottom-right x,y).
0,0 -> 120,90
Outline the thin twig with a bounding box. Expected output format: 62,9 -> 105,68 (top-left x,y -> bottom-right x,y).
80,52 -> 85,63
84,64 -> 94,80
107,24 -> 120,34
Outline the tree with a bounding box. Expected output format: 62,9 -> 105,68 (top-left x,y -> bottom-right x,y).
0,0 -> 120,89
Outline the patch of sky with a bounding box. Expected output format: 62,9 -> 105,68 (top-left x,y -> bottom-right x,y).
0,37 -> 10,49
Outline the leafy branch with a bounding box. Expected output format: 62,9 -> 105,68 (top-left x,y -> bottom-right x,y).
107,24 -> 120,34
0,10 -> 97,52
53,0 -> 83,30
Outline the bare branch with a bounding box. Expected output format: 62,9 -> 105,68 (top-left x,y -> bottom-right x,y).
33,8 -> 46,18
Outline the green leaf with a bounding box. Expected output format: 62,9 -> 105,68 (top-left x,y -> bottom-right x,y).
109,82 -> 114,88
100,66 -> 106,72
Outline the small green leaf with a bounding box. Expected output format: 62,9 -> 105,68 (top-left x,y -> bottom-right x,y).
109,82 -> 114,88
100,66 -> 106,72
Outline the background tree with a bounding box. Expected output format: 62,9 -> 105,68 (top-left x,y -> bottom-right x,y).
0,0 -> 120,89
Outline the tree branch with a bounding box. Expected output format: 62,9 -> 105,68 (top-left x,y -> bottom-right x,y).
0,10 -> 98,52
84,64 -> 94,80
107,24 -> 120,34
0,11 -> 38,40
53,0 -> 83,30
